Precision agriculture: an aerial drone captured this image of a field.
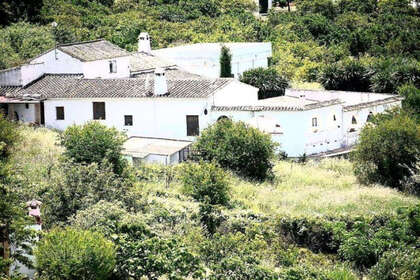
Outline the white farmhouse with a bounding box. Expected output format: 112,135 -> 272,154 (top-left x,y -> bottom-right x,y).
0,35 -> 403,160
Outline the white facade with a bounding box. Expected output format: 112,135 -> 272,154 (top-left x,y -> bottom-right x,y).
153,42 -> 272,79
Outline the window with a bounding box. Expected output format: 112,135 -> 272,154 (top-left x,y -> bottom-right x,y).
25,104 -> 29,109
186,115 -> 199,136
56,106 -> 64,120
124,115 -> 133,126
333,114 -> 336,121
367,112 -> 374,122
93,102 -> 106,120
352,116 -> 357,125
109,60 -> 117,73
312,117 -> 318,127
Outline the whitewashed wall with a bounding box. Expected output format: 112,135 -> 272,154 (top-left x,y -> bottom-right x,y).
44,98 -> 210,140
14,103 -> 36,123
31,49 -> 83,74
83,56 -> 131,79
0,67 -> 21,86
212,81 -> 259,106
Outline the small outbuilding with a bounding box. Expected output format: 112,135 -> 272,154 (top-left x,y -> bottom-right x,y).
123,137 -> 192,165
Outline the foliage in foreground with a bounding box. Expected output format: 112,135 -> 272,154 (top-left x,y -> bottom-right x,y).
352,113 -> 420,191
192,119 -> 277,181
60,121 -> 127,175
35,228 -> 116,280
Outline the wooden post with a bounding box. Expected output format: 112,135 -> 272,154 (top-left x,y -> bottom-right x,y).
7,104 -> 14,121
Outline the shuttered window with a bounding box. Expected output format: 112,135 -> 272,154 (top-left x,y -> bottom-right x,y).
93,102 -> 106,120
56,107 -> 64,120
109,60 -> 117,73
186,115 -> 199,136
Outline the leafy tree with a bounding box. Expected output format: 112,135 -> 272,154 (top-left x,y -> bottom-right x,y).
35,228 -> 116,280
352,113 -> 420,189
60,121 -> 127,175
0,113 -> 19,162
178,161 -> 230,206
398,84 -> 420,119
220,45 -> 233,78
296,0 -> 338,19
42,160 -> 135,228
0,0 -> 44,26
192,119 -> 277,181
240,67 -> 289,99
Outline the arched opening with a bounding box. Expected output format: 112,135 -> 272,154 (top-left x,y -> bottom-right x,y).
217,115 -> 229,122
351,116 -> 357,125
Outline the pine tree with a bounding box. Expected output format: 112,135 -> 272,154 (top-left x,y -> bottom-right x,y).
219,45 -> 233,78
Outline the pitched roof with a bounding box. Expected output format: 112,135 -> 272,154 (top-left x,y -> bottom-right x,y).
129,52 -> 176,73
3,74 -> 233,99
57,40 -> 130,62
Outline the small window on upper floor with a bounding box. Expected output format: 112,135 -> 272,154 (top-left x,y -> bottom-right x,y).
124,115 -> 133,126
352,116 -> 357,125
109,60 -> 117,73
312,117 -> 318,127
333,114 -> 336,121
25,104 -> 29,109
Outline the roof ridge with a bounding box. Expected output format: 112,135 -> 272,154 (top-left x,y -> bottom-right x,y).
57,39 -> 105,48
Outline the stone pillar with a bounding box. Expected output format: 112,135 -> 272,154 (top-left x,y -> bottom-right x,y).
7,104 -> 14,121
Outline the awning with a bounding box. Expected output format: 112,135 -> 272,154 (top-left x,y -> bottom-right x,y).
0,96 -> 40,104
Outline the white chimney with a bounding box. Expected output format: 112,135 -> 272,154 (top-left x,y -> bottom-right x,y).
154,68 -> 168,96
138,32 -> 151,54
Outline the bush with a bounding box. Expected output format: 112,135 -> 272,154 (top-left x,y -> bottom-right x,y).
352,113 -> 420,189
209,257 -> 278,279
35,228 -> 116,280
43,160 -> 135,228
398,84 -> 420,119
60,122 -> 127,175
192,119 -> 277,181
178,161 -> 230,206
240,67 -> 289,99
368,248 -> 420,280
0,113 -> 20,162
199,202 -> 226,235
114,236 -> 203,280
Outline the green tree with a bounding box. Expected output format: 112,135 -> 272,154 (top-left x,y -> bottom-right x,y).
352,113 -> 420,189
220,45 -> 233,78
178,161 -> 230,206
192,119 -> 277,181
240,67 -> 289,99
60,121 -> 127,175
35,228 -> 116,280
398,84 -> 420,119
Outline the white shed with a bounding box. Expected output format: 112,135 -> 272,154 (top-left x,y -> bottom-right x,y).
123,137 -> 192,165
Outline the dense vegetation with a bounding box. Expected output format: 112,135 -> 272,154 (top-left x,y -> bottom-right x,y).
0,114 -> 418,279
0,0 -> 418,96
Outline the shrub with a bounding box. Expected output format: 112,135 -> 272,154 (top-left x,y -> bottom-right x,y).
398,84 -> 420,119
240,67 -> 289,99
209,257 -> 278,279
352,113 -> 420,189
368,248 -> 420,280
0,113 -> 20,162
192,119 -> 277,181
35,228 -> 116,280
114,236 -> 203,280
60,121 -> 127,175
178,161 -> 230,206
199,202 -> 226,235
43,160 -> 135,228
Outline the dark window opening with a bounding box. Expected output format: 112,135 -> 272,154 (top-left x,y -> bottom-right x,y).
333,114 -> 336,121
93,102 -> 106,120
124,115 -> 133,126
25,104 -> 29,109
56,106 -> 64,120
109,60 -> 117,73
217,115 -> 229,122
352,116 -> 357,125
367,112 -> 374,122
186,115 -> 199,136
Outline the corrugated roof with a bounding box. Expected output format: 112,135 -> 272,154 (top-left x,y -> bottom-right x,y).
57,40 -> 130,62
123,137 -> 192,157
2,74 -> 233,99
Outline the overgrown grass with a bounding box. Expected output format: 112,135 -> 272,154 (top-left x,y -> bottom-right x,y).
230,159 -> 419,218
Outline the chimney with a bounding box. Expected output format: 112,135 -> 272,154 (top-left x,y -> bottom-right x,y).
138,32 -> 151,54
154,68 -> 168,96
